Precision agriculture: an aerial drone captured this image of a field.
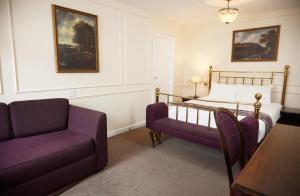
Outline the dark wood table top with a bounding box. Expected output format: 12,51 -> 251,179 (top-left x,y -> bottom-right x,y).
281,107 -> 300,114
232,124 -> 300,196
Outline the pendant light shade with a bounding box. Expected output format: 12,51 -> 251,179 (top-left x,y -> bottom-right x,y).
218,0 -> 239,24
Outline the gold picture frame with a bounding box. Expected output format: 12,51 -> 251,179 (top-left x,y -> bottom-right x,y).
52,5 -> 99,73
231,25 -> 280,62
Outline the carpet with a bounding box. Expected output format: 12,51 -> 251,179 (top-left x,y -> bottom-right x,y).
61,127 -> 230,196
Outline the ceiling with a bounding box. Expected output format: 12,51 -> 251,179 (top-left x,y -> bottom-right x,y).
114,0 -> 300,25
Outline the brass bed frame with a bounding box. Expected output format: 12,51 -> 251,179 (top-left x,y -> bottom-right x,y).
154,65 -> 289,127
208,65 -> 290,107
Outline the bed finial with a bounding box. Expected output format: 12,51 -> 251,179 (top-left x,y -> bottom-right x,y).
285,65 -> 290,70
208,65 -> 213,92
155,88 -> 160,103
281,65 -> 290,108
254,93 -> 262,119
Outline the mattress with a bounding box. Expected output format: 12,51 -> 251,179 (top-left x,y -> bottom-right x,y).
168,97 -> 282,143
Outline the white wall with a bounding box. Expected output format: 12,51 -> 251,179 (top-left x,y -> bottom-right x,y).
2,0 -> 298,137
0,0 -> 183,136
181,9 -> 300,108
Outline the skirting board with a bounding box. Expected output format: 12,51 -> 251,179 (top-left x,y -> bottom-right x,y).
107,121 -> 146,138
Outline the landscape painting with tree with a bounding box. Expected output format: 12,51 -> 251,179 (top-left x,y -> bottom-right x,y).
232,25 -> 280,62
52,5 -> 99,72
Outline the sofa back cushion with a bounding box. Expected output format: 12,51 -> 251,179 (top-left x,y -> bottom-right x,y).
0,103 -> 12,141
9,98 -> 69,137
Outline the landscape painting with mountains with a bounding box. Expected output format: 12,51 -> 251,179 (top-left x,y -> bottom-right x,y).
232,26 -> 280,62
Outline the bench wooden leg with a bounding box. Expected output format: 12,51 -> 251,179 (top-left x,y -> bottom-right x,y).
149,129 -> 155,147
150,129 -> 162,147
156,131 -> 161,144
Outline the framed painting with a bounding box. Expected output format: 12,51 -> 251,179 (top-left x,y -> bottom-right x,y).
231,25 -> 280,62
52,5 -> 99,73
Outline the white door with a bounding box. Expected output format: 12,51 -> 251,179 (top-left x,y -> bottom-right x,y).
153,34 -> 175,96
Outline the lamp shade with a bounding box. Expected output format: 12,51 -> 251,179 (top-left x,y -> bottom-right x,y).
192,76 -> 201,83
218,7 -> 239,24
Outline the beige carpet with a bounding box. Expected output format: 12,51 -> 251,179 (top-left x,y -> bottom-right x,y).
61,127 -> 230,196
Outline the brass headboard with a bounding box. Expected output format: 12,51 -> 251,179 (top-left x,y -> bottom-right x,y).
208,65 -> 290,108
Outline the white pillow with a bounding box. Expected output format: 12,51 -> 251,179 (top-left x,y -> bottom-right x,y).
235,85 -> 272,104
207,82 -> 239,102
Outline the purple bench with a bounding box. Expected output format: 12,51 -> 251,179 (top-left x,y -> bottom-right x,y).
0,99 -> 107,195
146,102 -> 259,160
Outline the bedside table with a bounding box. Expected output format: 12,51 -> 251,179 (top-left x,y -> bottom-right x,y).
278,108 -> 300,127
182,96 -> 195,102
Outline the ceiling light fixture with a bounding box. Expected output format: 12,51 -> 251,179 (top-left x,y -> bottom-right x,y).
218,0 -> 239,24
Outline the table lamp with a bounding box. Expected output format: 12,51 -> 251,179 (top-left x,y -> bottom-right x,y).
192,76 -> 201,98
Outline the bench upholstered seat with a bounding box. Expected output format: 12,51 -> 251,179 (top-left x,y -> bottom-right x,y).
154,118 -> 220,149
146,102 -> 259,160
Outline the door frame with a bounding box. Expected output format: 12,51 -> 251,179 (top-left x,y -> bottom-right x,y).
152,33 -> 175,96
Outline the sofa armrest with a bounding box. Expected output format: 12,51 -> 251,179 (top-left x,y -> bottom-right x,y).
68,105 -> 107,171
239,116 -> 259,162
146,102 -> 168,129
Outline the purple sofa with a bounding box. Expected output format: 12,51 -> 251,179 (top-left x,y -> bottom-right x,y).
146,102 -> 259,160
0,99 -> 107,195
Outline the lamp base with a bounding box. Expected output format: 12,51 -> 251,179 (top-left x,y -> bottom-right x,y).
193,95 -> 199,99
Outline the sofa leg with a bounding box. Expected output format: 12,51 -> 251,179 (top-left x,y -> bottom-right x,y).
149,129 -> 156,147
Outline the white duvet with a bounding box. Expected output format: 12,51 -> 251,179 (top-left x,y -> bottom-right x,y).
168,97 -> 282,143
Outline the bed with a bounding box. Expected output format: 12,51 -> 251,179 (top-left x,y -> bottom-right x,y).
146,65 -> 290,151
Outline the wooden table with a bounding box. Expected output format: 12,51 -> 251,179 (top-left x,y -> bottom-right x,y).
278,108 -> 300,127
232,124 -> 300,196
182,96 -> 194,102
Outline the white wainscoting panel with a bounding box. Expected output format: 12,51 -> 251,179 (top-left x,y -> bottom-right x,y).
10,0 -> 122,92
126,13 -> 150,85
0,55 -> 3,95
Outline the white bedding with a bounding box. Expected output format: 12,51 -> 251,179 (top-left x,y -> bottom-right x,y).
168,96 -> 282,143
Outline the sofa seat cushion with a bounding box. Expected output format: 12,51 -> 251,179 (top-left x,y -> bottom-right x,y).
0,130 -> 94,190
154,118 -> 220,148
